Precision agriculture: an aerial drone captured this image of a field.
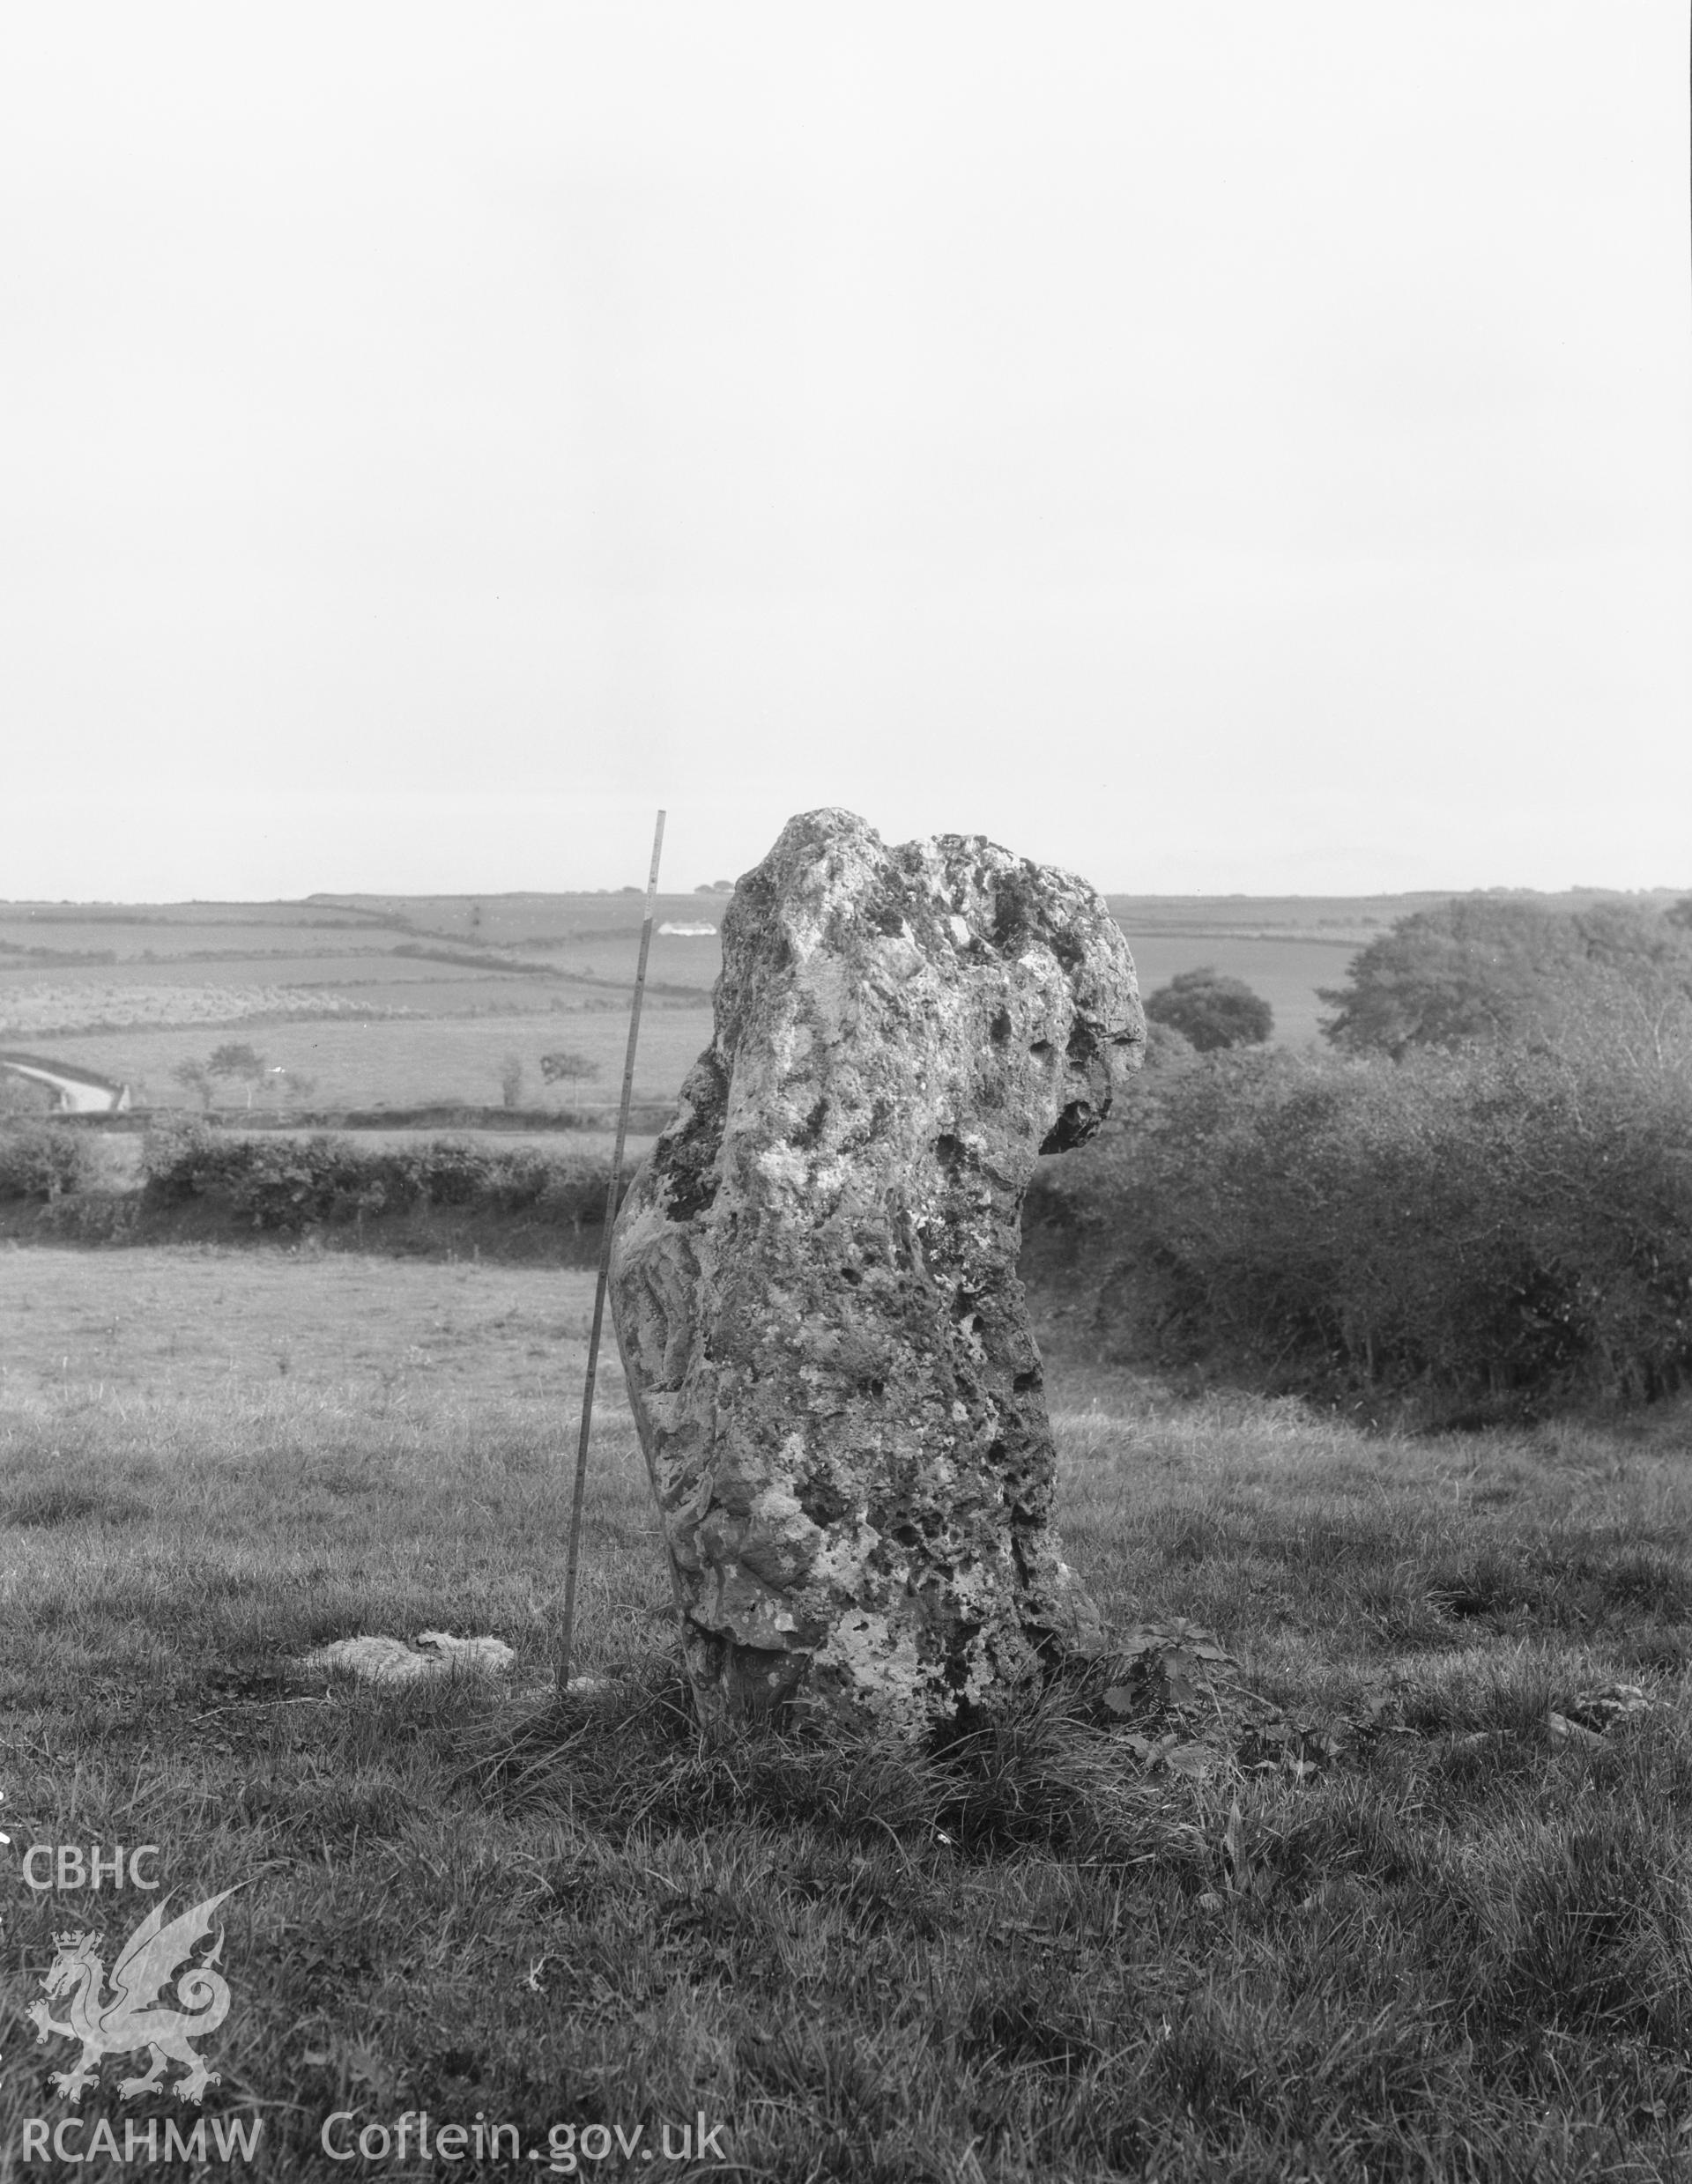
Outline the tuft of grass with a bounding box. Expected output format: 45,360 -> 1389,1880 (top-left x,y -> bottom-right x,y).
1,1480 -> 108,1527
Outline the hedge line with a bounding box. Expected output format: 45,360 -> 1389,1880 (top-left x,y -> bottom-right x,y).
0,1118 -> 631,1258
48,1103 -> 677,1135
1028,1041 -> 1692,1420
136,1121 -> 620,1236
0,1124 -> 98,1202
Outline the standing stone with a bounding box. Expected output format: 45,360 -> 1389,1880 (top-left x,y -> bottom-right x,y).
608,809 -> 1144,1737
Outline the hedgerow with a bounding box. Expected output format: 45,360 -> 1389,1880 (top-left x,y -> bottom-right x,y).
139,1122 -> 616,1237
0,1123 -> 97,1201
1029,1041 -> 1692,1418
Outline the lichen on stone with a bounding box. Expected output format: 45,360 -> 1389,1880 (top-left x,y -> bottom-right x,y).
609,808 -> 1144,1736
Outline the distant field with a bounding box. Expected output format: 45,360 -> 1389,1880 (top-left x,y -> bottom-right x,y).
301,888 -> 730,954
0,982 -> 397,1036
25,1007 -> 715,1114
0,894 -> 722,1003
0,954 -> 530,988
9,884 -> 1678,1112
1109,892 -> 1422,944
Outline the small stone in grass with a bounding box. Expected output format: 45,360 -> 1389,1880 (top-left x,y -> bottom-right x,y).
300,1632 -> 516,1684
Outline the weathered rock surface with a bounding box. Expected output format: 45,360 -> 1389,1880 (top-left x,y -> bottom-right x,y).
608,810 -> 1144,1737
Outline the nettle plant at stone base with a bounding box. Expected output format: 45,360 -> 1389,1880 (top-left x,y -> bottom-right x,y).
608,808 -> 1145,1741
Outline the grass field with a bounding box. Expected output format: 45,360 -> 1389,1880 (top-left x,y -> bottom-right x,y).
11,1009 -> 715,1119
3,1247 -> 1690,2179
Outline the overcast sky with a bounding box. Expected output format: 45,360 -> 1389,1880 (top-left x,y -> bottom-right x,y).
4,3 -> 1687,900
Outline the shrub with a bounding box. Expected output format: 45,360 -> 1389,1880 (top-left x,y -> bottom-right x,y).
0,1070 -> 51,1117
1140,1022 -> 1199,1073
1035,1040 -> 1692,1418
1144,967 -> 1273,1052
411,1136 -> 491,1207
169,1059 -> 215,1112
0,1123 -> 96,1201
139,1126 -> 619,1239
141,1117 -> 236,1203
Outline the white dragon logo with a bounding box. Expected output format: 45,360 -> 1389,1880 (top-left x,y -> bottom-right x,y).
27,1890 -> 237,2106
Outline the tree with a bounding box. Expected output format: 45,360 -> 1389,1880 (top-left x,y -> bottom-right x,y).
1144,966 -> 1273,1052
539,1049 -> 602,1113
498,1054 -> 525,1110
268,1068 -> 318,1108
206,1043 -> 268,1109
170,1059 -> 215,1113
1320,896 -> 1692,1060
